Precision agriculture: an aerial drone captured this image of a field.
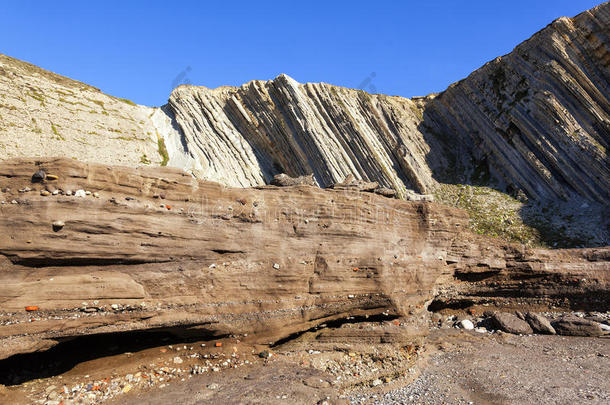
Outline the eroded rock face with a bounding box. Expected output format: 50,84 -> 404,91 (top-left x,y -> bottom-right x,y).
0,158 -> 466,359
0,158 -> 608,361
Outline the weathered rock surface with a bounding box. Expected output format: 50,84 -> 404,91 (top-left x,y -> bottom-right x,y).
270,173 -> 318,187
0,158 -> 608,361
490,312 -> 534,335
553,316 -> 606,337
2,3 -> 608,205
430,237 -> 610,312
525,312 -> 556,335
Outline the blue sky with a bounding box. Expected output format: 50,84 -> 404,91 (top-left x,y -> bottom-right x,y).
1,1 -> 602,106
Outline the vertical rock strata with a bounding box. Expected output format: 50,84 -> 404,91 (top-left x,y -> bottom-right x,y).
166,3 -> 609,202
423,3 -> 610,202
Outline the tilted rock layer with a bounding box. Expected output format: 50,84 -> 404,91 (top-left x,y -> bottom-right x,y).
1,3 -> 608,203
0,158 -> 608,360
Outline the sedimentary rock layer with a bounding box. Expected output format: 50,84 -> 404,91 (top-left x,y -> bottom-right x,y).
0,158 -> 607,360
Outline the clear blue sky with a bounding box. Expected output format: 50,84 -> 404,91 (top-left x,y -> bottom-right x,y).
1,0 -> 603,106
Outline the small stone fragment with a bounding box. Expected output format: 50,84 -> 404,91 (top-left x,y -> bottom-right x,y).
40,190 -> 50,196
273,263 -> 280,270
32,169 -> 46,183
303,377 -> 330,388
259,350 -> 272,359
74,189 -> 86,198
52,221 -> 65,232
173,356 -> 183,364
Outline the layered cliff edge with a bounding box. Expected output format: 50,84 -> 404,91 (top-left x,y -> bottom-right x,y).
0,3 -> 608,246
0,158 -> 608,362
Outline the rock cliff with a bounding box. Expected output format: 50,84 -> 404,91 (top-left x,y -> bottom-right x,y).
1,3 -> 608,205
164,2 -> 609,204
0,158 -> 607,360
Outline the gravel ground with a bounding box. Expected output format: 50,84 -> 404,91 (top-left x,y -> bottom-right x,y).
351,332 -> 610,405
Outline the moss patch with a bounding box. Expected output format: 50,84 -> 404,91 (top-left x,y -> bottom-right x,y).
156,132 -> 169,166
51,122 -> 65,140
434,184 -> 601,248
434,184 -> 538,245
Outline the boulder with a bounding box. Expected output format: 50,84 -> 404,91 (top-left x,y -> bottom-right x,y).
490,312 -> 533,335
525,312 -> 555,335
331,174 -> 378,192
552,317 -> 604,337
271,173 -> 318,187
373,187 -> 397,198
404,190 -> 434,202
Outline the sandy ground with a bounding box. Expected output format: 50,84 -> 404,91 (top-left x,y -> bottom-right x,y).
352,331 -> 610,405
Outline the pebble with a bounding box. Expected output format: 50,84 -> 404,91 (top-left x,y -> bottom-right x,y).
32,169 -> 46,182
52,190 -> 59,195
74,190 -> 86,198
273,263 -> 280,270
65,190 -> 72,196
93,192 -> 100,198
458,319 -> 474,330
111,304 -> 120,310
40,190 -> 51,196
259,350 -> 273,359
173,357 -> 183,364
52,221 -> 65,232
